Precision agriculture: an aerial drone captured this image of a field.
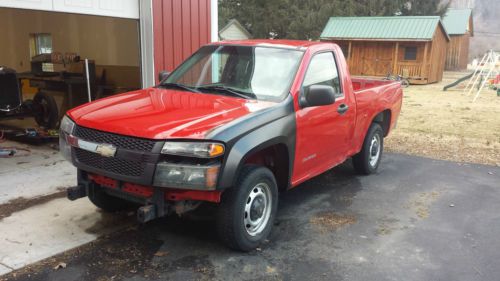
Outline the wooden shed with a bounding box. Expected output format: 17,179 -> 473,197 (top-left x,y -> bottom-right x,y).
442,9 -> 474,70
320,16 -> 450,84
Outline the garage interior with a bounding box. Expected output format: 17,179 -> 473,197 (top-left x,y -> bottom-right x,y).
0,7 -> 141,136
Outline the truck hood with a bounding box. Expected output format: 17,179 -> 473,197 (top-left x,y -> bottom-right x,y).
67,88 -> 277,140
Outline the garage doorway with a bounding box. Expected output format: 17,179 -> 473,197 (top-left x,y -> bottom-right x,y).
0,7 -> 142,130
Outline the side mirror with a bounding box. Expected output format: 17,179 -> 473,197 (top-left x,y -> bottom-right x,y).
158,70 -> 170,82
301,85 -> 336,107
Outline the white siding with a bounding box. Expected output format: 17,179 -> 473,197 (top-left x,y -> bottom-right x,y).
0,0 -> 53,11
220,24 -> 250,40
0,0 -> 139,19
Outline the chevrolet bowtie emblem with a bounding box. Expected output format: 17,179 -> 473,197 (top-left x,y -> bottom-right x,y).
95,144 -> 117,158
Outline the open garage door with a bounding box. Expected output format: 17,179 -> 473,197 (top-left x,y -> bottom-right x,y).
0,6 -> 142,131
0,0 -> 139,19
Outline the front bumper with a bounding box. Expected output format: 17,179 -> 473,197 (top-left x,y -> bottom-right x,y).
69,170 -> 222,222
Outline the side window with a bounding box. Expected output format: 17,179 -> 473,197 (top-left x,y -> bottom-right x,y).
302,52 -> 342,97
404,46 -> 417,60
29,33 -> 52,58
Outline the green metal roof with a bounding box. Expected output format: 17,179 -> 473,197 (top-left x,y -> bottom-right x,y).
320,16 -> 449,41
442,9 -> 473,35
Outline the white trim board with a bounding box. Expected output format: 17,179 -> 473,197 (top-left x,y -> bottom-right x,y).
0,0 -> 140,19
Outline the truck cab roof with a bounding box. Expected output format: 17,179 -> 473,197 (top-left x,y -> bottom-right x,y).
212,39 -> 328,50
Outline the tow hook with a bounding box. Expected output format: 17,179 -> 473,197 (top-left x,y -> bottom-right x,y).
67,185 -> 87,201
137,205 -> 157,223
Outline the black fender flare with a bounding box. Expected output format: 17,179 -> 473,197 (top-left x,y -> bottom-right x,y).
217,113 -> 296,189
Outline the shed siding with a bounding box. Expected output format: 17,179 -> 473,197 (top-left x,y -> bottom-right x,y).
428,26 -> 448,83
153,0 -> 212,82
445,34 -> 470,70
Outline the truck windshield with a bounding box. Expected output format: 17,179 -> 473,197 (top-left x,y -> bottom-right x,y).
161,45 -> 304,101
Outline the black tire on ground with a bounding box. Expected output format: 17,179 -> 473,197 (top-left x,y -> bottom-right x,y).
216,165 -> 278,252
33,91 -> 59,129
401,79 -> 410,88
88,185 -> 134,212
353,123 -> 384,175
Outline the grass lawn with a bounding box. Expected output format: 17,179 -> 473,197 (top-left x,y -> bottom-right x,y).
385,72 -> 500,166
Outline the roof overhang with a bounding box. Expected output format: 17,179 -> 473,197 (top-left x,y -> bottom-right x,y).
320,38 -> 432,42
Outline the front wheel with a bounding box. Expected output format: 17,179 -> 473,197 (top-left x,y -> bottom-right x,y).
216,166 -> 278,252
353,123 -> 384,175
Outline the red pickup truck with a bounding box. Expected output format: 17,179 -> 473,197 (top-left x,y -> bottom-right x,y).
60,40 -> 402,251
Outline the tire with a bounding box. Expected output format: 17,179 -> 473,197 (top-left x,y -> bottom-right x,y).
216,165 -> 278,252
401,79 -> 410,88
33,91 -> 59,129
88,185 -> 134,212
353,123 -> 384,175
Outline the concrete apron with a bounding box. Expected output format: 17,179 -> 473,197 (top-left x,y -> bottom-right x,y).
0,141 -> 76,205
0,197 -> 134,276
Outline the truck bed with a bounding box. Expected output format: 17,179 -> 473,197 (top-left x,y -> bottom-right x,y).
348,77 -> 403,156
351,77 -> 399,93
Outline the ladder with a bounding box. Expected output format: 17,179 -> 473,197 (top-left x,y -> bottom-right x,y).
463,50 -> 499,102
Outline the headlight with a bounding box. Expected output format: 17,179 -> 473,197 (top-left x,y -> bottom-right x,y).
60,115 -> 75,134
161,142 -> 225,158
59,115 -> 75,162
154,163 -> 220,190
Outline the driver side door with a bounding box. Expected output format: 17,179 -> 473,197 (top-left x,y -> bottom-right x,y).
292,51 -> 356,185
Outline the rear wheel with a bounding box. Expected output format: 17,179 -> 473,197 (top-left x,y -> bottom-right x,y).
88,185 -> 134,212
353,123 -> 384,175
216,165 -> 278,251
33,91 -> 58,129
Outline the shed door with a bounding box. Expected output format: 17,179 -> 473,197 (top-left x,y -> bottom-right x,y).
361,43 -> 393,76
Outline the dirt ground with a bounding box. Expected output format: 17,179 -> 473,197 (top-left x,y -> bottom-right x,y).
385,71 -> 500,166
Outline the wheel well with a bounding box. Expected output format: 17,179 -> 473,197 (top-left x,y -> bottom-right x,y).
243,144 -> 290,192
373,110 -> 391,137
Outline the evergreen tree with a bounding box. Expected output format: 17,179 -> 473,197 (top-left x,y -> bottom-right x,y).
218,0 -> 450,40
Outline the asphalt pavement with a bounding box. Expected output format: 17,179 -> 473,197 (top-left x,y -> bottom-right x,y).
2,153 -> 500,281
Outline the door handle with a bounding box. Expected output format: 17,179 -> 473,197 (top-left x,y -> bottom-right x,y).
337,103 -> 349,115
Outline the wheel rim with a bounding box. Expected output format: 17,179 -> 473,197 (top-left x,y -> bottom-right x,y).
369,134 -> 381,167
244,182 -> 272,237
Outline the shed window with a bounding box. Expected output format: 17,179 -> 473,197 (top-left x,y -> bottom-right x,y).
404,46 -> 417,60
340,44 -> 349,59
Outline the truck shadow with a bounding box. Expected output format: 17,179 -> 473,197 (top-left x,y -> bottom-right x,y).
84,159 -> 364,247
110,160 -> 361,249
11,160 -> 365,281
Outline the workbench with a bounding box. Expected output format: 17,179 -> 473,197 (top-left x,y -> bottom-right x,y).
17,72 -> 90,109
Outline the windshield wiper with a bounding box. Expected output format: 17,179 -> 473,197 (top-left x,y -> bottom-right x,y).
159,82 -> 200,93
197,85 -> 256,100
